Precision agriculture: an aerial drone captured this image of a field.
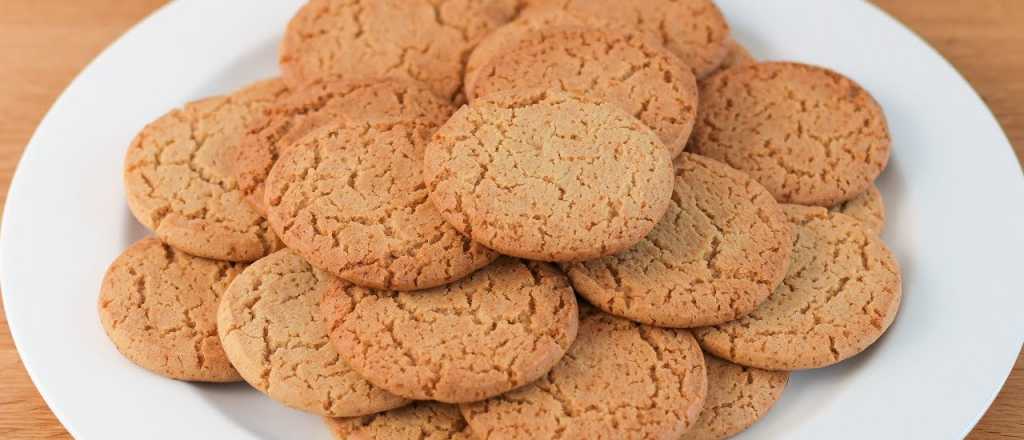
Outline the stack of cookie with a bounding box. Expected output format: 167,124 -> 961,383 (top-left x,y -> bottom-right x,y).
97,0 -> 902,438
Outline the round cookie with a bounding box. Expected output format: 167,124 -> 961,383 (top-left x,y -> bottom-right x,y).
830,184 -> 886,235
123,78 -> 287,262
694,205 -> 902,370
264,120 -> 497,291
683,355 -> 789,440
325,402 -> 473,440
690,62 -> 891,206
279,0 -> 522,102
525,0 -> 730,78
564,153 -> 793,328
470,27 -> 699,156
425,89 -> 674,262
97,237 -> 244,382
459,309 -> 707,439
322,257 -> 579,403
233,78 -> 455,214
217,249 -> 409,417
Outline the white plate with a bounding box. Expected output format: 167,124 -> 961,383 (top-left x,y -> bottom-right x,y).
2,0 -> 1023,438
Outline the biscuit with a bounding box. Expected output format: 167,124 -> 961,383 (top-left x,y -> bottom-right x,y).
694,205 -> 902,370
279,0 -> 522,102
564,153 -> 792,328
460,309 -> 707,439
470,28 -> 699,156
97,237 -> 244,382
322,257 -> 579,403
264,120 -> 497,291
425,89 -> 674,262
233,78 -> 454,214
525,0 -> 730,78
683,355 -> 789,440
830,184 -> 886,235
325,402 -> 473,440
217,249 -> 409,417
123,79 -> 287,262
690,62 -> 891,206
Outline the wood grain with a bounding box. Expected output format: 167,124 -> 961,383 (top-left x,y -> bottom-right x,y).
0,0 -> 1020,439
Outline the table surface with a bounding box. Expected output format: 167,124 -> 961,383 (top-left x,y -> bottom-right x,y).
0,0 -> 1021,438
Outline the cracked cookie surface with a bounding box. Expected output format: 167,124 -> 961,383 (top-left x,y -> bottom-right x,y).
565,153 -> 792,328
279,0 -> 523,102
217,249 -> 409,417
682,354 -> 788,440
265,119 -> 497,291
690,62 -> 891,206
322,257 -> 579,403
470,27 -> 698,156
694,205 -> 902,370
325,402 -> 473,440
424,89 -> 674,262
830,184 -> 886,235
123,78 -> 287,262
459,308 -> 707,439
97,237 -> 244,382
233,78 -> 454,215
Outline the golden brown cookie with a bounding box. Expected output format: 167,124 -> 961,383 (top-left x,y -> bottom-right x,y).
525,0 -> 730,78
469,27 -> 698,156
264,120 -> 497,291
830,184 -> 886,235
97,237 -> 244,382
233,78 -> 454,215
217,249 -> 409,417
690,62 -> 891,206
682,354 -> 789,440
123,79 -> 287,262
564,154 -> 793,328
460,309 -> 707,439
279,0 -> 522,102
325,402 -> 473,440
322,257 -> 579,403
424,89 -> 674,262
694,205 -> 902,370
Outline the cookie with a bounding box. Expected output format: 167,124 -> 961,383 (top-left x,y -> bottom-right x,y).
694,205 -> 902,370
470,27 -> 699,156
279,0 -> 522,102
123,79 -> 287,262
830,184 -> 886,235
525,0 -> 730,78
322,257 -> 579,403
715,39 -> 756,72
217,249 -> 409,417
690,62 -> 891,206
97,237 -> 244,382
460,309 -> 707,439
264,120 -> 497,291
683,355 -> 789,440
425,89 -> 674,262
325,402 -> 473,440
564,153 -> 793,328
233,78 -> 455,215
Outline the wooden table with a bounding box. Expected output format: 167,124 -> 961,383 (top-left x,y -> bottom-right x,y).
0,0 -> 1021,438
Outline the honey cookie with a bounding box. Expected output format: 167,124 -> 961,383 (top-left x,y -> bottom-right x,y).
233,78 -> 454,214
460,309 -> 707,439
123,79 -> 287,262
830,184 -> 886,235
694,205 -> 902,370
322,257 -> 579,403
97,237 -> 244,382
217,249 -> 409,417
690,62 -> 891,206
325,402 -> 473,440
425,89 -> 674,262
470,28 -> 699,156
683,355 -> 789,440
564,153 -> 792,328
280,0 -> 522,102
525,0 -> 730,78
265,120 -> 497,291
